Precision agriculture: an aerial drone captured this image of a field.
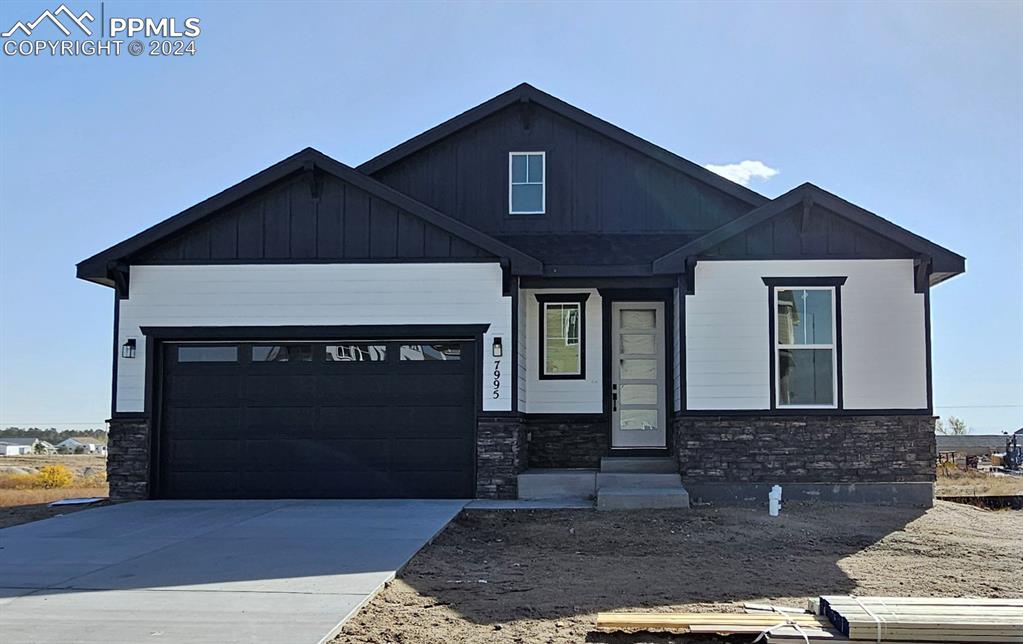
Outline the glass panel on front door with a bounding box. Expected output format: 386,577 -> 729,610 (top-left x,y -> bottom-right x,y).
611,302 -> 666,449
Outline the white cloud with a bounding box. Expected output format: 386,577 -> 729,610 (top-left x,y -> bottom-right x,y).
703,160 -> 779,187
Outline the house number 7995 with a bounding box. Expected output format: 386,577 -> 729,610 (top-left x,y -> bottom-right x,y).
492,360 -> 501,399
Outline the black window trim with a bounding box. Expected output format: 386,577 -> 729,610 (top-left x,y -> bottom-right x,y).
508,151 -> 546,216
535,293 -> 589,380
762,277 -> 846,411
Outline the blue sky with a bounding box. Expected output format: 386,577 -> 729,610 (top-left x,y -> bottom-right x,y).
1,1 -> 1020,433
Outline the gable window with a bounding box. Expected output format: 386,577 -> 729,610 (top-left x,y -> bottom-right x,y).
763,277 -> 846,409
509,152 -> 545,214
535,293 -> 588,379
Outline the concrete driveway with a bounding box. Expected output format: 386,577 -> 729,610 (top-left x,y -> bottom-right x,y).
0,499 -> 466,643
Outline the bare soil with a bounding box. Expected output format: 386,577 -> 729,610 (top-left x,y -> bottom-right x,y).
337,501 -> 1022,644
0,494 -> 108,529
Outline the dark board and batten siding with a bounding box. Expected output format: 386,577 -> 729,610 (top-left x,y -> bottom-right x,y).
137,173 -> 495,264
371,103 -> 754,235
701,202 -> 915,260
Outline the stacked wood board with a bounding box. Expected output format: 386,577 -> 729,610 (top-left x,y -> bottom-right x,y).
596,596 -> 1023,643
817,596 -> 1023,643
595,611 -> 830,635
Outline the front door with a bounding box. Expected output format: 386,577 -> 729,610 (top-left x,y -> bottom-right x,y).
611,302 -> 667,449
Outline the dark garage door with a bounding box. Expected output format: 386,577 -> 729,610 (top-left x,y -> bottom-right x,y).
158,340 -> 477,499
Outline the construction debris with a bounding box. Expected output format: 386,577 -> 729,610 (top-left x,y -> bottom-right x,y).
595,611 -> 828,635
818,595 -> 1023,643
596,596 -> 1023,643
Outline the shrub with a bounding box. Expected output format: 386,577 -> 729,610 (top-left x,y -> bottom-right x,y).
37,465 -> 74,489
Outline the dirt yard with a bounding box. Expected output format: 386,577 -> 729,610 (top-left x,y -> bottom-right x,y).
0,454 -> 108,528
337,501 -> 1022,644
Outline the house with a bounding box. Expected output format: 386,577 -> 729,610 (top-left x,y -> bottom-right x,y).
55,438 -> 107,455
0,440 -> 33,456
0,438 -> 55,455
77,84 -> 963,505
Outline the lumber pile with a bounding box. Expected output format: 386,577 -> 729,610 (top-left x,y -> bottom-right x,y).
596,596 -> 1023,643
595,611 -> 829,635
817,595 -> 1023,643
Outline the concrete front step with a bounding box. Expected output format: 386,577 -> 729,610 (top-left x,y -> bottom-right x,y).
600,456 -> 678,474
596,472 -> 682,488
517,469 -> 596,500
597,487 -> 690,511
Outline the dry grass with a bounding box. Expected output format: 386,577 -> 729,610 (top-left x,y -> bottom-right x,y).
0,453 -> 108,509
936,467 -> 1023,496
0,486 -> 108,508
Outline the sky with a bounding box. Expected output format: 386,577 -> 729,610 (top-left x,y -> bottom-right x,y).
1,1 -> 1020,433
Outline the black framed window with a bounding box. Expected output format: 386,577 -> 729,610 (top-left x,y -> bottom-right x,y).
509,152 -> 545,214
763,277 -> 846,410
535,293 -> 589,380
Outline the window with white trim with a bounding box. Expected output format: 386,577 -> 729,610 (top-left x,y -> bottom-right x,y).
509,152 -> 545,214
774,286 -> 837,407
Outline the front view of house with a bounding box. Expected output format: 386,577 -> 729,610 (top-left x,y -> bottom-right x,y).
78,84 -> 963,506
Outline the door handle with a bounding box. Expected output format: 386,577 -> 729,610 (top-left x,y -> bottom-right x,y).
611,383 -> 618,412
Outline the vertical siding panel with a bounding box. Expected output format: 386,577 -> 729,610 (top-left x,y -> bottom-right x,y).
397,211 -> 425,258
370,198 -> 398,258
316,178 -> 343,258
343,186 -> 371,258
182,223 -> 211,260
236,200 -> 264,259
263,187 -> 291,259
209,211 -> 238,259
771,211 -> 802,255
449,236 -> 478,257
290,184 -> 317,259
423,224 -> 452,257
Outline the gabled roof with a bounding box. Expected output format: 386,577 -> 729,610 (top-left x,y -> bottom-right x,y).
652,182 -> 966,286
357,83 -> 769,209
77,148 -> 543,285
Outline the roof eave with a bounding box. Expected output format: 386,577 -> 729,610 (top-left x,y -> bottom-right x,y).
75,147 -> 544,285
652,182 -> 967,282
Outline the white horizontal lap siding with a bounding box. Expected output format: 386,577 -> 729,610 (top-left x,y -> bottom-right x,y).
685,260 -> 926,411
521,288 -> 603,414
116,263 -> 512,413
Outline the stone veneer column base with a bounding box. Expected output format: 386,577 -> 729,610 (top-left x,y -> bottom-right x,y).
673,414 -> 936,507
106,416 -> 151,501
476,415 -> 527,499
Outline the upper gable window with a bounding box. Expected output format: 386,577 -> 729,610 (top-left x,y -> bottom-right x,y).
509,152 -> 545,214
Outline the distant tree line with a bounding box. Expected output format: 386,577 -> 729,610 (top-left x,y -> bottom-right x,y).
935,416 -> 969,435
1,427 -> 108,443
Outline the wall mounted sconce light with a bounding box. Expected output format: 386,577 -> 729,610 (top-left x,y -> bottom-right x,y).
121,338 -> 137,359
492,337 -> 503,357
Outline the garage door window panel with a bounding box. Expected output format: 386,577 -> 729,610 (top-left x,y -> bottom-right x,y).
252,344 -> 313,362
326,344 -> 387,362
177,346 -> 239,362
